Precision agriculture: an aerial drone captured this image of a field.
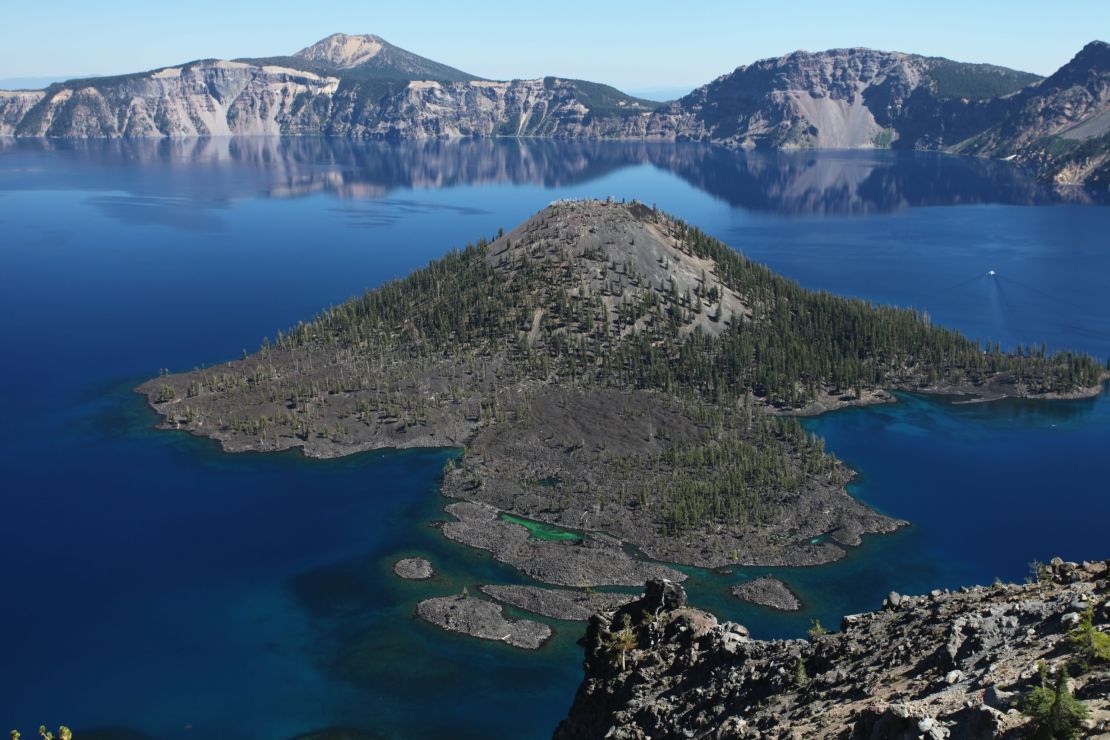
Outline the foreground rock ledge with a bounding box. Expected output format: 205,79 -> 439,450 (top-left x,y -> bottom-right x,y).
730,576 -> 802,611
392,557 -> 435,580
416,594 -> 552,649
555,560 -> 1110,739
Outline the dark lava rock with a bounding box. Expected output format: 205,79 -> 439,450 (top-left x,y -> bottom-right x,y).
480,584 -> 635,621
555,559 -> 1110,739
730,576 -> 802,611
416,594 -> 552,649
644,577 -> 688,611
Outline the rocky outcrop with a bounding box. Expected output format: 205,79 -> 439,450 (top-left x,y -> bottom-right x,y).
957,40 -> 1110,187
415,593 -> 552,649
0,90 -> 44,135
730,576 -> 802,611
556,561 -> 1110,738
392,557 -> 434,580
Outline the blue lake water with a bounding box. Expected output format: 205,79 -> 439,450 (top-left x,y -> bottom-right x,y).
1,138 -> 1108,739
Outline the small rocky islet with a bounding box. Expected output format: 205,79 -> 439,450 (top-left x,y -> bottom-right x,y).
391,557 -> 434,580
415,593 -> 552,650
730,576 -> 802,611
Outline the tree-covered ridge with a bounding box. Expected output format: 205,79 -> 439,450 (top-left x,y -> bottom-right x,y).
923,59 -> 1042,100
143,200 -> 1103,567
280,199 -> 1102,410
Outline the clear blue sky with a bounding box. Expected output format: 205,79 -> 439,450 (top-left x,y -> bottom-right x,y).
1,0 -> 1107,90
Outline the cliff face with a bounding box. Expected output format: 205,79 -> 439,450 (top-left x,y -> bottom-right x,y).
0,38 -> 1043,145
638,48 -> 1039,151
3,62 -> 340,137
956,41 -> 1110,187
0,67 -> 650,140
556,561 -> 1109,739
296,77 -> 653,139
0,90 -> 43,134
2,35 -> 1108,186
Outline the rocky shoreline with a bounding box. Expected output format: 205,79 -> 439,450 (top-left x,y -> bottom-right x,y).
439,501 -> 685,587
479,585 -> 635,621
556,560 -> 1110,738
913,375 -> 1109,404
780,377 -> 1107,418
415,594 -> 552,649
730,576 -> 802,611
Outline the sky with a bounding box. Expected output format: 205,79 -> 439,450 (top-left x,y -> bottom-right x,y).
1,0 -> 1107,92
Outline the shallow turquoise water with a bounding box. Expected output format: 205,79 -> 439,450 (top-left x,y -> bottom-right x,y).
1,138 -> 1107,739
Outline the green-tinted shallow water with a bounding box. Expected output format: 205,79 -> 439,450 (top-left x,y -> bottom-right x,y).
500,513 -> 584,541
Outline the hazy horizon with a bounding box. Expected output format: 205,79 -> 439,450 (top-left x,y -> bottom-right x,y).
1,0 -> 1107,91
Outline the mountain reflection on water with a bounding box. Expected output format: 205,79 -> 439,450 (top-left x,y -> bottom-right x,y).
1,136 -> 1093,220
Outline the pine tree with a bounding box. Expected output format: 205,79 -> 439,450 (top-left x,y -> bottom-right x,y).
604,614 -> 638,671
1067,604 -> 1110,666
1021,662 -> 1088,739
793,657 -> 809,688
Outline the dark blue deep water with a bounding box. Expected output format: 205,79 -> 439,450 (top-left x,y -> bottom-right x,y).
1,138 -> 1108,739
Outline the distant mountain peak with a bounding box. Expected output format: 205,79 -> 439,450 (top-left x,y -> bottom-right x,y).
294,33 -> 389,69
284,32 -> 478,82
1071,39 -> 1110,67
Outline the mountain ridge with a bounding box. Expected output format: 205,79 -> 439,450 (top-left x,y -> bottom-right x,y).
1,36 -> 1106,185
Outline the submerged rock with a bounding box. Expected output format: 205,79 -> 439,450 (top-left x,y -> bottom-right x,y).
392,557 -> 435,580
416,594 -> 552,649
730,576 -> 802,611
